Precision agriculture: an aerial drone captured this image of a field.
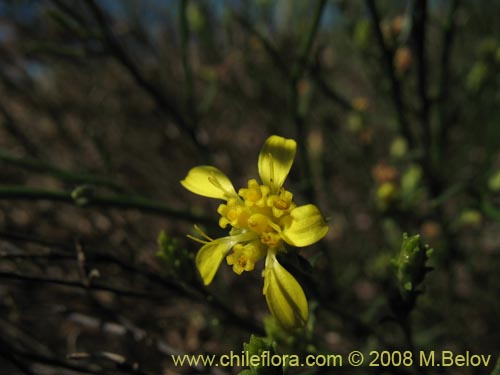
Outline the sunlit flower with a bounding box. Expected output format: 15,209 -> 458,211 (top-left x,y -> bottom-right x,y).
181,135 -> 328,329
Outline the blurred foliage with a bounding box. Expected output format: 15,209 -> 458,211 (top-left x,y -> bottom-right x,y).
0,0 -> 499,374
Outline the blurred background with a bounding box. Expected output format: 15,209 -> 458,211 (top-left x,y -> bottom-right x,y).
0,0 -> 499,374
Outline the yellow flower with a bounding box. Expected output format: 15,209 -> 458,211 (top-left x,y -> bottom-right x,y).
181,135 -> 328,329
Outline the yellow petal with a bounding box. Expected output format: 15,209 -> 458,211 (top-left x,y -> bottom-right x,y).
263,251 -> 308,329
181,166 -> 238,200
196,239 -> 234,285
281,204 -> 328,247
258,135 -> 296,192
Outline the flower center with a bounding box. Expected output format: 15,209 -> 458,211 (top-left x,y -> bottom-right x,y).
218,179 -> 296,274
220,178 -> 295,243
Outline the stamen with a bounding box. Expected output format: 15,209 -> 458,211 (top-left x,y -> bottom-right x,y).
274,198 -> 289,210
194,224 -> 214,241
187,225 -> 215,243
186,234 -> 209,244
261,232 -> 282,247
186,234 -> 205,245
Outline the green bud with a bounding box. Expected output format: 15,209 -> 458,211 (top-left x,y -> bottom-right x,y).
376,182 -> 398,211
455,209 -> 482,229
354,20 -> 371,49
187,3 -> 205,32
377,182 -> 397,201
71,185 -> 95,206
240,335 -> 281,375
390,136 -> 408,159
347,112 -> 364,133
488,169 -> 500,192
393,234 -> 433,298
401,164 -> 422,194
466,62 -> 489,92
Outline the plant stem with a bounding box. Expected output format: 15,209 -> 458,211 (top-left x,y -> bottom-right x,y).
292,0 -> 327,80
180,0 -> 197,126
0,149 -> 126,192
365,0 -> 414,148
82,0 -> 207,157
412,0 -> 438,196
290,0 -> 327,203
436,0 -> 460,164
0,185 -> 211,224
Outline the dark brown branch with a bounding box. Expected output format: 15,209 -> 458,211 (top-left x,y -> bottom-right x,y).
231,11 -> 291,79
179,0 -> 197,127
310,64 -> 354,111
0,346 -> 37,375
365,0 -> 414,148
0,335 -> 103,375
437,0 -> 460,159
0,101 -> 40,158
0,148 -> 127,193
290,0 -> 327,204
0,271 -> 168,300
0,231 -> 264,335
82,0 -> 205,154
68,351 -> 152,375
0,185 -> 212,224
292,0 -> 328,80
412,0 -> 437,194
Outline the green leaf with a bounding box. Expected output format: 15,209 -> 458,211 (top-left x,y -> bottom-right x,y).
490,355 -> 500,375
241,335 -> 282,375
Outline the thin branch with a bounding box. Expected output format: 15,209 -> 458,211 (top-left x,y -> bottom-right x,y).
232,1 -> 354,130
0,335 -> 105,375
0,347 -> 37,375
0,55 -> 82,151
0,271 -> 168,300
413,0 -> 430,133
0,148 -> 127,193
292,0 -> 328,80
0,101 -> 40,158
310,65 -> 354,111
0,250 -> 71,261
0,231 -> 264,335
365,0 -> 414,148
179,0 -> 197,126
437,0 -> 460,160
68,352 -> 152,375
0,185 -> 211,224
412,0 -> 437,195
233,7 -> 354,112
290,0 -> 327,203
81,0 -> 206,155
231,11 -> 291,79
